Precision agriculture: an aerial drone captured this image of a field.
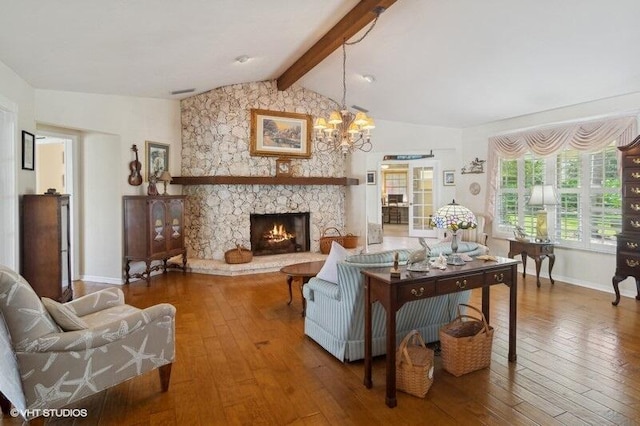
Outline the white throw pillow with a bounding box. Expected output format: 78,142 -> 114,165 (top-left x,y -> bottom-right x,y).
316,240 -> 349,284
41,297 -> 88,331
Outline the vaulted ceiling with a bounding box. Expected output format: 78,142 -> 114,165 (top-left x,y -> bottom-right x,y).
1,0 -> 640,128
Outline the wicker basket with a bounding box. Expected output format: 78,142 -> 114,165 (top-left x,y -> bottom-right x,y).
396,330 -> 434,398
319,227 -> 344,254
439,304 -> 494,377
342,233 -> 359,249
224,244 -> 253,264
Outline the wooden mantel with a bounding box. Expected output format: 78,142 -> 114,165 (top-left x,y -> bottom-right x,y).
171,176 -> 359,186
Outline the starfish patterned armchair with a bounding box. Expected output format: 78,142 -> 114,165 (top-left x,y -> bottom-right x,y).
0,265 -> 175,422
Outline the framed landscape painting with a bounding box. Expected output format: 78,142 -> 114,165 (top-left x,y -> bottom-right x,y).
250,109 -> 312,158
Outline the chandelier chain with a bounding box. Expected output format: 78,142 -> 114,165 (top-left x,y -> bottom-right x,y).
341,12 -> 380,107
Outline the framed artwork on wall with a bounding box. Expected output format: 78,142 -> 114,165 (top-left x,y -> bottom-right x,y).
146,141 -> 169,180
443,170 -> 455,186
366,170 -> 376,185
22,130 -> 35,171
250,109 -> 312,158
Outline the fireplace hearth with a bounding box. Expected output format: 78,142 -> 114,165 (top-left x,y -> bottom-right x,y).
250,213 -> 310,256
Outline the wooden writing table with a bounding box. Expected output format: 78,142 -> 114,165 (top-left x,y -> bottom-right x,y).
362,257 -> 520,408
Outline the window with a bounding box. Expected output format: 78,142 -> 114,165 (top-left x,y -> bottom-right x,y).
383,172 -> 407,203
495,143 -> 620,252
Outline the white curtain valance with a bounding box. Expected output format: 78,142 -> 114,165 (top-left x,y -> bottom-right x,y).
485,115 -> 638,220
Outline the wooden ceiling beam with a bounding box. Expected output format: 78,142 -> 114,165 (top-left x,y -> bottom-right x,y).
276,0 -> 397,91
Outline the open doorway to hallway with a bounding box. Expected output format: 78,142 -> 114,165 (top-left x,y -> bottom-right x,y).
35,133 -> 79,281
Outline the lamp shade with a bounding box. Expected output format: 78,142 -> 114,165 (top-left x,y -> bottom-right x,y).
431,200 -> 477,232
529,185 -> 557,206
159,171 -> 172,182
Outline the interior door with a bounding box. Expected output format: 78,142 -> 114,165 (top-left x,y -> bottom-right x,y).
409,161 -> 439,237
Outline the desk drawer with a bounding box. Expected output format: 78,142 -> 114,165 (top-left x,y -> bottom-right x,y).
437,272 -> 484,293
398,282 -> 436,301
486,267 -> 512,285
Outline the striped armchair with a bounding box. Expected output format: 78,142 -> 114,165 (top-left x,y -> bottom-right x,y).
302,250 -> 470,362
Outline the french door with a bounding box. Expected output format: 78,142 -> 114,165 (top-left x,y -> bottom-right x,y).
408,161 -> 439,237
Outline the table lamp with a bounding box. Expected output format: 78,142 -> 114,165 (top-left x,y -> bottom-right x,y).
431,200 -> 477,265
528,184 -> 557,242
159,171 -> 172,195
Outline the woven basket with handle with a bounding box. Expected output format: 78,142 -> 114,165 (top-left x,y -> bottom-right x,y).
224,244 -> 253,264
396,330 -> 434,398
319,227 -> 344,254
439,303 -> 494,377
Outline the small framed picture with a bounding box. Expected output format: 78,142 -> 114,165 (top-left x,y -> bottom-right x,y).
443,170 -> 455,186
366,170 -> 376,185
22,131 -> 35,171
275,158 -> 292,177
146,141 -> 169,181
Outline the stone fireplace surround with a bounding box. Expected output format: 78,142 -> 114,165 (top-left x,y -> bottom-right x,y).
179,81 -> 351,274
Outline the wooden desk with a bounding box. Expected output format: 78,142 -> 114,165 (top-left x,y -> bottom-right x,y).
508,239 -> 555,287
279,261 -> 325,316
362,257 -> 519,408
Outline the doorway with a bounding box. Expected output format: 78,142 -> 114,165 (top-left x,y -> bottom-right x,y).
378,159 -> 440,239
36,133 -> 79,280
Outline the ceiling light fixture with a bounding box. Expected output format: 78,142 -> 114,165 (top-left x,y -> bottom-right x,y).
314,7 -> 385,156
235,55 -> 250,64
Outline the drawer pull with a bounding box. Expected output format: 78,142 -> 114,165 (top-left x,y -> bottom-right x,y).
632,172 -> 640,179
631,220 -> 640,228
494,273 -> 504,282
631,203 -> 640,211
626,259 -> 640,268
627,241 -> 639,249
631,187 -> 640,194
411,287 -> 425,297
455,279 -> 467,289
634,158 -> 640,164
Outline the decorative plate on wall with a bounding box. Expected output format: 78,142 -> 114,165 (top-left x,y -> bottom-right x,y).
469,182 -> 481,195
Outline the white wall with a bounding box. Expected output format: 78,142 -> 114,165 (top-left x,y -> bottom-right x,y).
35,90 -> 181,283
461,92 -> 640,299
346,119 -> 463,241
0,60 -> 36,271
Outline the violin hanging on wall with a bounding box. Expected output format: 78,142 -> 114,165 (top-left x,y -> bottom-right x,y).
128,144 -> 143,186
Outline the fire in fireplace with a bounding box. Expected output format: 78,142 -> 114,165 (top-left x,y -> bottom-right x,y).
250,213 -> 310,256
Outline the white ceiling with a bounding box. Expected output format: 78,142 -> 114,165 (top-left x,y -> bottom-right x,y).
1,0 -> 640,128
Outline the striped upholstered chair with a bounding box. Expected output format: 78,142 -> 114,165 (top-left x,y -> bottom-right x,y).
302,250 -> 471,362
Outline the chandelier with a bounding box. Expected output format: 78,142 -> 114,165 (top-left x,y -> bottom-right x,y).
314,9 -> 383,155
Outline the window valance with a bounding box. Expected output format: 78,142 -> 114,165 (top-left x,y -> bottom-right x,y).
485,115 -> 638,220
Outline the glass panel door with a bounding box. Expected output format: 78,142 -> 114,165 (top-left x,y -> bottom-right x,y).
409,161 -> 439,237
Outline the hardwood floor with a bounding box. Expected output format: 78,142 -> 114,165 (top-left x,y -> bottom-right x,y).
3,271 -> 640,425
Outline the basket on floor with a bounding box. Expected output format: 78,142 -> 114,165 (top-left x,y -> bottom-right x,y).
439,304 -> 493,377
224,244 -> 253,264
342,233 -> 359,249
319,227 -> 344,254
396,330 -> 434,397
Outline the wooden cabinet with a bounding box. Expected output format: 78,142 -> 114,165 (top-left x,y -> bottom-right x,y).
20,194 -> 72,302
123,196 -> 187,285
613,136 -> 640,305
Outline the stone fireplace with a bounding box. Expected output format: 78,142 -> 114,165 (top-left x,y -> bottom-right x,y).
180,80 -> 349,261
250,212 -> 310,256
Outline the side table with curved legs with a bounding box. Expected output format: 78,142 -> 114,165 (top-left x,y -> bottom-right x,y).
279,261 -> 325,316
508,239 -> 555,287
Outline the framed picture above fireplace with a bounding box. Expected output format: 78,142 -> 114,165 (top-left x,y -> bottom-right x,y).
250,109 -> 312,158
